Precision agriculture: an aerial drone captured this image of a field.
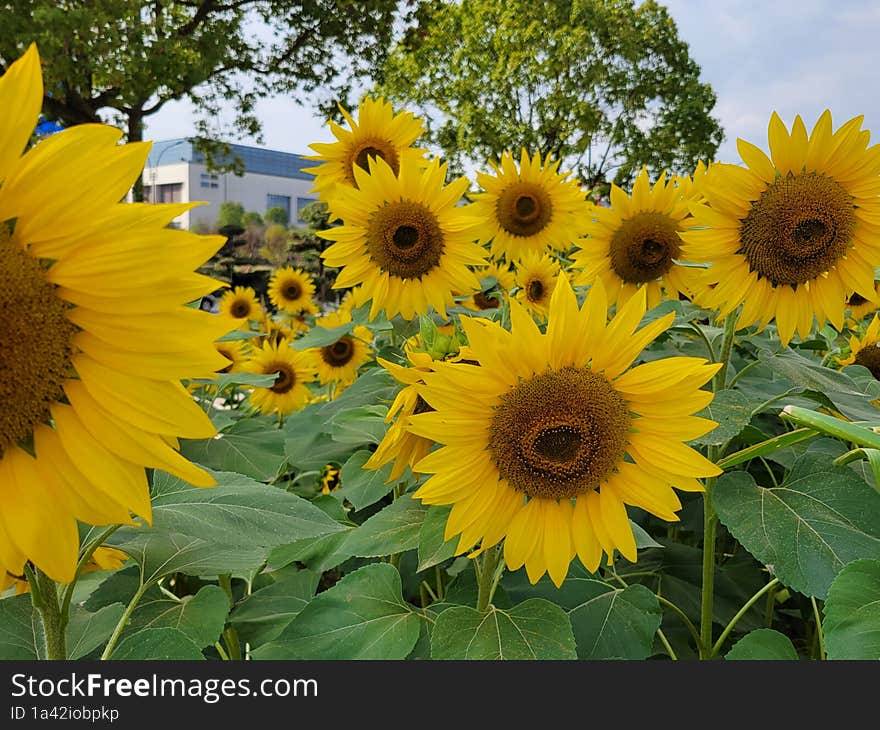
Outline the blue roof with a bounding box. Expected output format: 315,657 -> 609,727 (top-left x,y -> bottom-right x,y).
146,138 -> 314,181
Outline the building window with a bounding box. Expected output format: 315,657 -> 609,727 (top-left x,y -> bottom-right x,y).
296,196 -> 318,223
200,181 -> 210,188
147,182 -> 183,203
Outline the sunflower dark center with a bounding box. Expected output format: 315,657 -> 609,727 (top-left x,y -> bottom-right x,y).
230,300 -> 251,319
496,181 -> 553,237
740,171 -> 855,286
489,366 -> 631,500
473,291 -> 500,309
284,283 -> 302,301
855,347 -> 880,380
366,201 -> 445,280
527,279 -> 545,303
270,365 -> 296,394
348,139 -> 400,187
321,337 -> 355,367
0,228 -> 77,454
609,211 -> 681,284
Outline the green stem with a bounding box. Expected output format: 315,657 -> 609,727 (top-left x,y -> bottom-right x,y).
710,578 -> 780,657
686,322 -> 716,361
60,525 -> 121,629
700,312 -> 739,659
476,545 -> 502,612
811,596 -> 826,660
101,581 -> 150,660
218,574 -> 242,660
657,627 -> 678,660
656,594 -> 703,655
30,567 -> 67,660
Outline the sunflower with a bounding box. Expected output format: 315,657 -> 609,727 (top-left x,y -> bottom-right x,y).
320,465 -> 341,495
838,314 -> 880,378
306,96 -> 427,218
0,46 -> 228,584
514,251 -> 562,321
846,281 -> 880,322
680,111 -> 880,346
573,168 -> 699,309
471,149 -> 589,261
462,260 -> 516,312
218,285 -> 263,324
407,277 -> 720,587
310,310 -> 373,387
319,157 -> 486,320
268,266 -> 316,314
243,340 -> 317,415
214,338 -> 249,373
364,349 -> 441,483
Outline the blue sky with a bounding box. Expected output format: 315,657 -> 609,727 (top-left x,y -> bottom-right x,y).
144,0 -> 880,166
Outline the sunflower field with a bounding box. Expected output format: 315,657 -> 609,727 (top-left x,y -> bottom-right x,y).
6,42 -> 880,665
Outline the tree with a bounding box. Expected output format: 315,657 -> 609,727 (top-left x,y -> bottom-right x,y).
216,201 -> 245,230
265,205 -> 290,227
242,210 -> 264,227
0,0 -> 420,198
377,0 -> 723,187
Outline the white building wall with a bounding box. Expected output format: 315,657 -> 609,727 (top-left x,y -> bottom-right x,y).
140,162 -> 318,231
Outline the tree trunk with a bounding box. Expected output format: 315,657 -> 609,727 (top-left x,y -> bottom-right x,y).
127,112 -> 145,202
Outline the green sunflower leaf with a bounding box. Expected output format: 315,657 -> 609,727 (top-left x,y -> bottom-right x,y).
290,322 -> 353,350
568,583 -> 661,659
109,627 -> 205,660
0,594 -> 39,660
693,388 -> 755,446
180,418 -> 286,481
122,584 -> 229,649
824,558 -> 880,659
66,603 -> 126,660
724,628 -> 799,660
110,470 -> 346,582
714,448 -> 880,598
335,450 -> 399,510
252,563 -> 420,659
342,496 -> 428,557
417,505 -> 459,572
430,599 -> 576,660
229,570 -> 319,648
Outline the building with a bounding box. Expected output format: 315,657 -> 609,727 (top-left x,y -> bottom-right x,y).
142,138 -> 319,230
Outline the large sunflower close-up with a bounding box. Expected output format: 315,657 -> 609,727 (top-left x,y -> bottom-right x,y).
471,149 -> 590,261
310,310 -> 373,388
306,96 -> 427,218
680,111 -> 880,345
243,339 -> 317,415
0,45 -> 229,584
573,168 -> 699,309
514,250 -> 562,322
268,266 -> 316,314
407,277 -> 721,586
319,157 -> 486,320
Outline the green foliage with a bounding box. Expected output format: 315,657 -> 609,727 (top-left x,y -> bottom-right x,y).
253,564 -> 421,659
725,629 -> 799,660
430,599 -> 577,659
378,0 -> 723,185
242,210 -> 264,227
824,559 -> 880,659
216,201 -> 246,230
714,445 -> 880,599
0,0 -> 417,152
264,205 -> 289,227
